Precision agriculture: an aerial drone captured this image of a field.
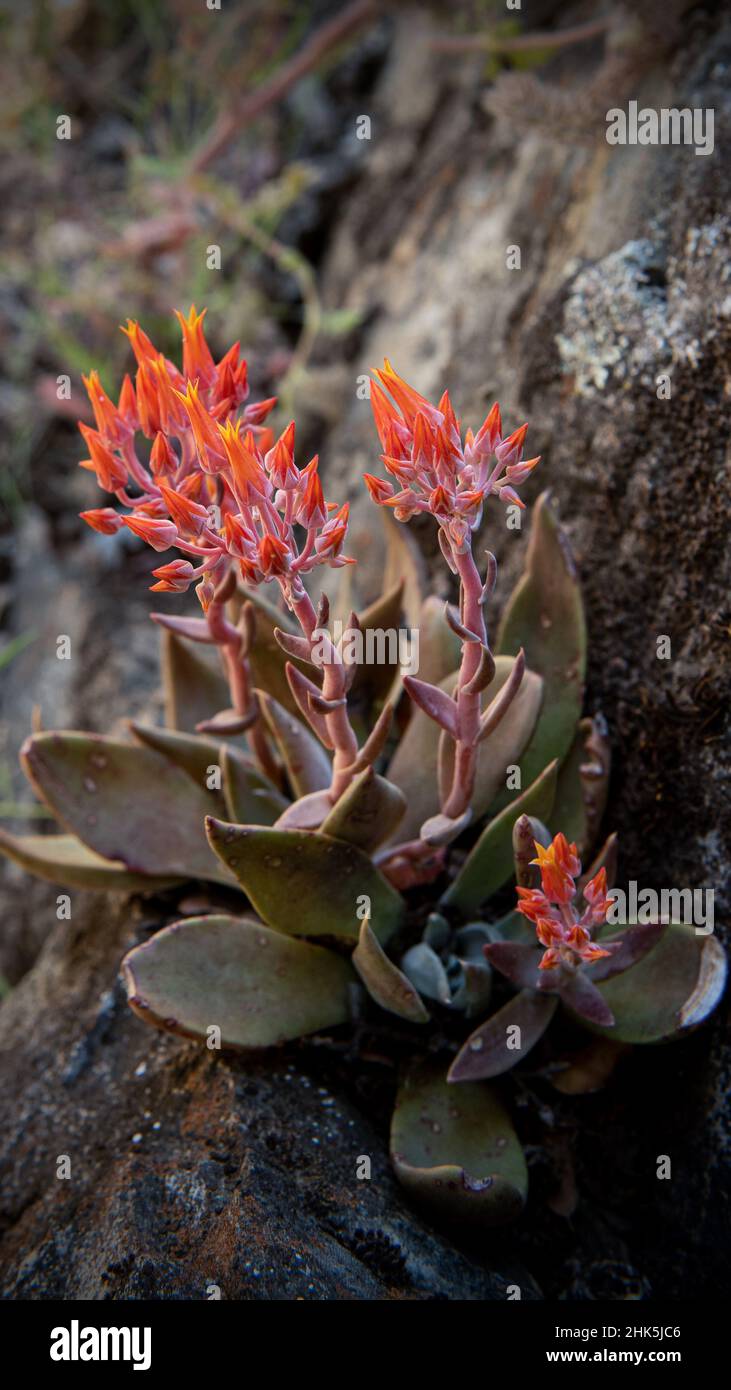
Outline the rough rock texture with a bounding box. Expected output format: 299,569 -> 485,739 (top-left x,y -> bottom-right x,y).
1,2 -> 730,1298
0,895 -> 532,1299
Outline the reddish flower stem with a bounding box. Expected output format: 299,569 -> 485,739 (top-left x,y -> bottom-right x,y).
442,545 -> 487,819
291,588 -> 359,802
205,588 -> 278,784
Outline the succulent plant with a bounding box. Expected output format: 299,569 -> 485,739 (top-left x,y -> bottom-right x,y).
2,311 -> 726,1231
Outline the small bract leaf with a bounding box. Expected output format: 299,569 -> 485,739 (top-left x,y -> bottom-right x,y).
257,690 -> 331,798
495,491 -> 586,805
221,745 -> 289,826
590,923 -> 727,1043
441,759 -> 557,914
0,828 -> 179,892
353,917 -> 429,1022
387,656 -> 542,842
558,970 -> 615,1027
390,1059 -> 527,1227
205,819 -> 404,942
162,631 -> 230,734
320,766 -> 406,851
449,990 -> 557,1081
483,942 -> 542,990
21,733 -> 232,883
123,914 -> 353,1048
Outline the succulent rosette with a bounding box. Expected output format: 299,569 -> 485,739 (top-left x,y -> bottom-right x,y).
2,311 -> 725,1230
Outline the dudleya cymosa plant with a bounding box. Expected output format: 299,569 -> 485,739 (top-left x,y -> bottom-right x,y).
2,309 -> 725,1229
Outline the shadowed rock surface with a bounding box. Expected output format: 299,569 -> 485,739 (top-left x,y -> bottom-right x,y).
1,2 -> 729,1298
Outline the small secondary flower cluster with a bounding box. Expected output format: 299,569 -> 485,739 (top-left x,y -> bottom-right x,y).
79,308 -> 352,610
363,360 -> 538,566
516,832 -> 615,972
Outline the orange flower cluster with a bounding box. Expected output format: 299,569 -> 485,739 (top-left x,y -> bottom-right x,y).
363,360 -> 539,563
516,832 -> 615,972
79,308 -> 352,607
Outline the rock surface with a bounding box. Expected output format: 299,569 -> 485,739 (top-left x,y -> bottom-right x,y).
1,2 -> 729,1299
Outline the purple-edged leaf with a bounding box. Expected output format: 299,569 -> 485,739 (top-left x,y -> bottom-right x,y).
0,828 -> 179,892
448,989 -> 557,1082
20,732 -> 232,883
588,920 -> 667,983
390,1059 -> 527,1227
123,914 -> 354,1048
558,970 -> 615,1027
483,942 -> 542,990
402,675 -> 458,738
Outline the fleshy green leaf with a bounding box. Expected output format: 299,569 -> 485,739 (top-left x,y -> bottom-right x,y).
21,733 -> 232,883
221,745 -> 289,826
400,943 -> 452,1005
414,596 -> 461,688
386,656 -> 543,842
258,691 -> 332,798
552,715 -> 611,857
441,759 -> 558,914
162,631 -> 230,734
589,923 -> 727,1043
123,914 -> 354,1048
129,723 -> 228,814
205,819 -> 404,942
381,508 -> 428,629
0,828 -> 179,892
390,1059 -> 527,1226
448,990 -> 558,1081
353,917 -> 429,1022
320,766 -> 406,851
349,580 -> 407,712
495,492 -> 586,806
243,589 -> 312,717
